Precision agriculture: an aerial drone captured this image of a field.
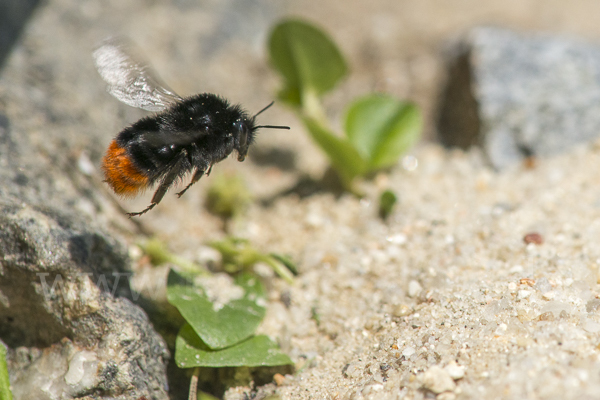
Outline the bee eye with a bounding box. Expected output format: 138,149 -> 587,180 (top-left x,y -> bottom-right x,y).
233,121 -> 248,148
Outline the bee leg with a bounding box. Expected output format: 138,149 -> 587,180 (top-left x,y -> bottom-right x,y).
127,181 -> 171,217
127,203 -> 157,218
176,143 -> 211,198
176,166 -> 208,198
127,153 -> 186,217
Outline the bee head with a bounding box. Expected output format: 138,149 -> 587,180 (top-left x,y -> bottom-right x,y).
232,102 -> 289,162
232,118 -> 254,162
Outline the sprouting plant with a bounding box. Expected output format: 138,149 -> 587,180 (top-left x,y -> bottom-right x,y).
204,172 -> 253,220
140,238 -> 209,274
167,268 -> 292,398
208,237 -> 297,283
268,19 -> 422,192
146,237 -> 296,399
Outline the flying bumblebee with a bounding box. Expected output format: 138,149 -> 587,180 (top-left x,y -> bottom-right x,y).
93,39 -> 289,216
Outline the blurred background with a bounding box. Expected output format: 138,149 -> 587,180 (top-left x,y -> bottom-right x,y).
5,0 -> 600,137
2,0 -> 600,232
3,0 -> 600,240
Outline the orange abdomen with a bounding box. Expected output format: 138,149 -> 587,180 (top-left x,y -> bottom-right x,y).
102,140 -> 149,197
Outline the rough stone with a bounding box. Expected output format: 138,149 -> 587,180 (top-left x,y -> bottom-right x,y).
438,27 -> 600,169
0,204 -> 169,399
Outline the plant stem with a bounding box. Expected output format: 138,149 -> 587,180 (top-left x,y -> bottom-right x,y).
301,89 -> 328,126
299,91 -> 365,195
188,367 -> 200,400
262,256 -> 295,284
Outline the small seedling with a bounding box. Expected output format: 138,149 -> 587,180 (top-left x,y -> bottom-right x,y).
268,19 -> 422,192
378,189 -> 398,220
167,268 -> 292,398
163,238 -> 295,398
205,172 -> 252,220
139,238 -> 209,275
209,237 -> 297,284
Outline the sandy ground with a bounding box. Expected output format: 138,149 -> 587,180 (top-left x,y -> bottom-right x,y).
6,0 -> 600,399
226,142 -> 600,399
121,4 -> 600,396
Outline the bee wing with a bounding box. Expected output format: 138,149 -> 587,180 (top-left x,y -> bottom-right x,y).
93,38 -> 183,112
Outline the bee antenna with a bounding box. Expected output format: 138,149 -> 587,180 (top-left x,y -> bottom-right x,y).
253,101 -> 275,118
252,102 -> 289,130
254,125 -> 290,130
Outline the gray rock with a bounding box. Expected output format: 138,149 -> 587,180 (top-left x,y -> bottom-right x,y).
0,206 -> 169,399
0,0 -> 171,398
437,27 -> 600,169
0,0 -> 40,69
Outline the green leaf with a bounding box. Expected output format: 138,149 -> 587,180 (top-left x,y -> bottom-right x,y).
198,391 -> 220,400
269,19 -> 348,106
0,343 -> 12,400
302,116 -> 367,185
175,324 -> 293,368
345,94 -> 422,170
167,269 -> 266,349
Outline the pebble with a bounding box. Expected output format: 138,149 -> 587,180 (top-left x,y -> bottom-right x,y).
408,280 -> 423,298
444,361 -> 465,380
523,232 -> 544,245
402,347 -> 416,358
517,290 -> 532,300
422,366 -> 456,394
541,301 -> 572,317
582,319 -> 600,333
542,291 -> 556,300
273,373 -> 286,386
586,299 -> 600,313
